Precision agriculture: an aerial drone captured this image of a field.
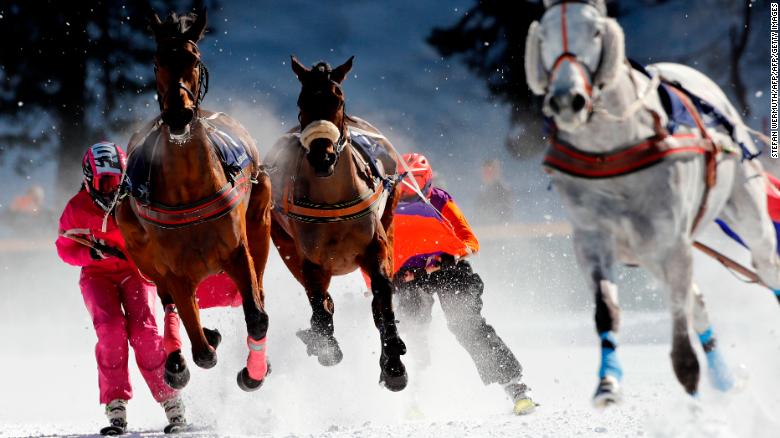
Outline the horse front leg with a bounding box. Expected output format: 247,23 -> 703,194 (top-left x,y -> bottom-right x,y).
224,240 -> 270,392
647,243 -> 700,396
298,260 -> 343,366
361,228 -> 408,392
573,230 -> 622,407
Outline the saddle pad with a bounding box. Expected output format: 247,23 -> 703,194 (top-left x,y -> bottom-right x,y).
715,172 -> 780,255
349,130 -> 393,183
125,117 -> 255,204
630,60 -> 743,154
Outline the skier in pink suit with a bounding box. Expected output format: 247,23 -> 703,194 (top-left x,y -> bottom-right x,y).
55,142 -> 187,435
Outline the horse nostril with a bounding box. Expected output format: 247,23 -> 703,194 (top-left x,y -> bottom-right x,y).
572,94 -> 586,112
550,97 -> 561,114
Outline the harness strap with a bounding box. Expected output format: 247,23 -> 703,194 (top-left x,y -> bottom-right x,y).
133,175 -> 251,228
544,82 -> 719,236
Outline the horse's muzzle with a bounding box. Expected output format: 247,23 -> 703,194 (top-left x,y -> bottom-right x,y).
307,150 -> 337,177
162,107 -> 195,135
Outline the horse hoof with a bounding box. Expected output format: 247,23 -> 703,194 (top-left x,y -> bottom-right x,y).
203,327 -> 222,350
317,337 -> 344,366
379,355 -> 408,392
297,329 -> 343,366
193,347 -> 217,369
164,351 -> 190,390
592,376 -> 621,408
671,340 -> 700,395
236,363 -> 271,392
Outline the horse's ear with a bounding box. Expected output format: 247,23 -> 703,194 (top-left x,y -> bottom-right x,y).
186,8 -> 208,42
524,21 -> 548,95
291,55 -> 309,82
593,18 -> 625,89
330,56 -> 354,84
149,11 -> 163,37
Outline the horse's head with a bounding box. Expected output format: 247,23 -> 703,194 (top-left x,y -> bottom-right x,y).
291,56 -> 354,177
524,0 -> 624,131
150,10 -> 209,135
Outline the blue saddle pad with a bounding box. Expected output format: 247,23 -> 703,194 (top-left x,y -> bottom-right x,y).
125,119 -> 255,204
349,130 -> 394,183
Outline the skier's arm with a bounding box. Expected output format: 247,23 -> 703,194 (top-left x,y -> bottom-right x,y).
56,215 -> 95,267
440,200 -> 479,254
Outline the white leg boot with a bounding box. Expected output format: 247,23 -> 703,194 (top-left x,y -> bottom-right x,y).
161,396 -> 187,434
100,399 -> 128,435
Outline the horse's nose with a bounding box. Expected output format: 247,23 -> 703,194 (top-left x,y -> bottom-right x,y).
162,107 -> 195,132
549,90 -> 587,114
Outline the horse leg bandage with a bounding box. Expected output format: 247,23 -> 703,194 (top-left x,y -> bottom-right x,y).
697,326 -> 734,391
300,120 -> 340,149
246,336 -> 268,380
598,331 -> 623,381
163,304 -> 183,355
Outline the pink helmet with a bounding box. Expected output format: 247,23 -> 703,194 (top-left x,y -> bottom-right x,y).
82,142 -> 126,210
399,153 -> 433,199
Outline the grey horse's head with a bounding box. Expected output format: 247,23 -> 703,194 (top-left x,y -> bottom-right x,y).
525,0 -> 624,131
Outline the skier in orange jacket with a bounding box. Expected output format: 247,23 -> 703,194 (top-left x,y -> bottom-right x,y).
393,153 -> 535,415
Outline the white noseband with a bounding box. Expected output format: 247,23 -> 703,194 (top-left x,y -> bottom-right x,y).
300,120 -> 341,150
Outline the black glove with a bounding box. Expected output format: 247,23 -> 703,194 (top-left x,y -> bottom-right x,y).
91,241 -> 127,260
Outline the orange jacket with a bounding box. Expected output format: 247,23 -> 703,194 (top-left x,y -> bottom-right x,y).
392,187 -> 476,273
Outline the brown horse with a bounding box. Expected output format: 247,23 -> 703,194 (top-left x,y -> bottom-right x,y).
265,56 -> 408,391
115,10 -> 272,392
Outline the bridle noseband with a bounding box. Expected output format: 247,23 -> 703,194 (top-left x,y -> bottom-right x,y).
297,77 -> 349,158
154,38 -> 210,114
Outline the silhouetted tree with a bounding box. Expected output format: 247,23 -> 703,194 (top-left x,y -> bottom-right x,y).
428,0 -> 619,159
0,0 -> 216,199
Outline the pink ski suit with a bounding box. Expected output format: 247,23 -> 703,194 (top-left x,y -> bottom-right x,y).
56,189 -> 177,404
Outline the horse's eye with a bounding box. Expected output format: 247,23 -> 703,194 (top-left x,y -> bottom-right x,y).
594,29 -> 601,38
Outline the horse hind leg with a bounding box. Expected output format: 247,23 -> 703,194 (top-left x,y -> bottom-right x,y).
166,278 -> 217,371
298,260 -> 343,366
719,160 -> 780,304
573,230 -> 623,407
691,283 -> 735,391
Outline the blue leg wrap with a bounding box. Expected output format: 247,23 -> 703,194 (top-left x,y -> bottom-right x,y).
698,326 -> 734,392
598,331 -> 623,381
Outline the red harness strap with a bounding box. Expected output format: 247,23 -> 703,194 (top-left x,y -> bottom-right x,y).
543,84 -> 719,233
133,175 -> 250,228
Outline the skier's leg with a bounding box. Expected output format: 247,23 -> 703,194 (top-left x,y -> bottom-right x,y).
432,260 -> 522,386
394,272 -> 435,369
80,271 -> 132,405
120,271 -> 178,403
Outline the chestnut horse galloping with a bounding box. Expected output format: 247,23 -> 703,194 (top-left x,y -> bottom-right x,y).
116,10 -> 272,392
266,57 -> 408,391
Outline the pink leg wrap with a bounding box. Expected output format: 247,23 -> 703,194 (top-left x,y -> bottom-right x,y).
246,336 -> 268,381
163,305 -> 182,355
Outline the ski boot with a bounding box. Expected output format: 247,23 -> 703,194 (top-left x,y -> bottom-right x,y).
100,399 -> 128,436
504,381 -> 537,415
161,396 -> 187,434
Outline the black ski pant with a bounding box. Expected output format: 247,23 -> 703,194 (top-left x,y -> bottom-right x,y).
393,259 -> 522,385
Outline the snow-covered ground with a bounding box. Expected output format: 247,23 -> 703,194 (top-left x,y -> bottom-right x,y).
1,225 -> 779,438
1,1 -> 779,436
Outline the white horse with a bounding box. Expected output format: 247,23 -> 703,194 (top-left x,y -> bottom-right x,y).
524,0 -> 780,405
